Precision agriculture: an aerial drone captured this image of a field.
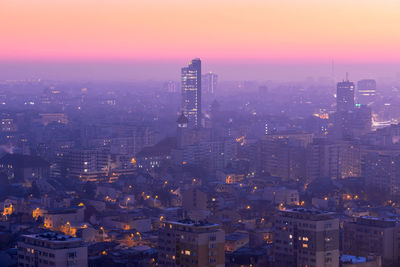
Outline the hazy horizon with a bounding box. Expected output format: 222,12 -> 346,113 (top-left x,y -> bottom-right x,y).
0,60 -> 399,83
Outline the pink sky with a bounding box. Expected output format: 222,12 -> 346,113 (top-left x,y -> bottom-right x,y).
1,0 -> 400,63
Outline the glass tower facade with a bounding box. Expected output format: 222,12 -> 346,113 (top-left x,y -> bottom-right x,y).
181,58 -> 201,128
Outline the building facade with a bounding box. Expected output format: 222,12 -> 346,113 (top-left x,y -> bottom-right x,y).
158,220 -> 225,267
17,232 -> 87,267
343,216 -> 398,266
202,72 -> 218,95
357,79 -> 376,105
274,208 -> 340,267
182,58 -> 202,128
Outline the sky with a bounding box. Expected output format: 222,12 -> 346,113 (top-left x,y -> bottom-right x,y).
1,0 -> 400,81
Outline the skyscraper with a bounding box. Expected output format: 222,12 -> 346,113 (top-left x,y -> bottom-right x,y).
337,79 -> 355,113
202,72 -> 218,95
336,78 -> 356,139
357,79 -> 376,105
181,58 -> 202,127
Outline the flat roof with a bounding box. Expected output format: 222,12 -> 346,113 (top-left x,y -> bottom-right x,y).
166,219 -> 219,228
24,232 -> 81,243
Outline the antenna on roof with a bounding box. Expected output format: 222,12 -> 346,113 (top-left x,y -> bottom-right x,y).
345,72 -> 349,81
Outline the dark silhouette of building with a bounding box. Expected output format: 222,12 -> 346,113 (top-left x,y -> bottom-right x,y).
0,154 -> 50,181
337,79 -> 355,113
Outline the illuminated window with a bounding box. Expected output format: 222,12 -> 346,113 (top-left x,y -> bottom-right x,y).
302,244 -> 308,248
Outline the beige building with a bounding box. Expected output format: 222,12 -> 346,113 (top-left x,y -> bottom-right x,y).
343,216 -> 398,267
18,232 -> 87,267
274,208 -> 340,267
43,207 -> 85,231
158,220 -> 225,267
263,186 -> 299,205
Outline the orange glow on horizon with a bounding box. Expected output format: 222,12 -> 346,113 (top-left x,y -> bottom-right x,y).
0,0 -> 400,63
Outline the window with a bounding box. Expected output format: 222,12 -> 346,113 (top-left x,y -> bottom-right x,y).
68,252 -> 76,258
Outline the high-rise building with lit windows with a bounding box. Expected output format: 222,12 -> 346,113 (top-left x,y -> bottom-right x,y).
181,58 -> 202,128
274,208 -> 340,267
336,79 -> 356,139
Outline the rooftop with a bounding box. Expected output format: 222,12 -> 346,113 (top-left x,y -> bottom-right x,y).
166,219 -> 219,228
279,208 -> 336,220
24,232 -> 81,243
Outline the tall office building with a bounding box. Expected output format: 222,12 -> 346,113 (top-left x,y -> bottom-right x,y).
202,72 -> 218,95
158,220 -> 225,267
182,58 -> 202,127
336,79 -> 356,139
274,208 -> 340,267
337,80 -> 355,113
357,79 -> 376,105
